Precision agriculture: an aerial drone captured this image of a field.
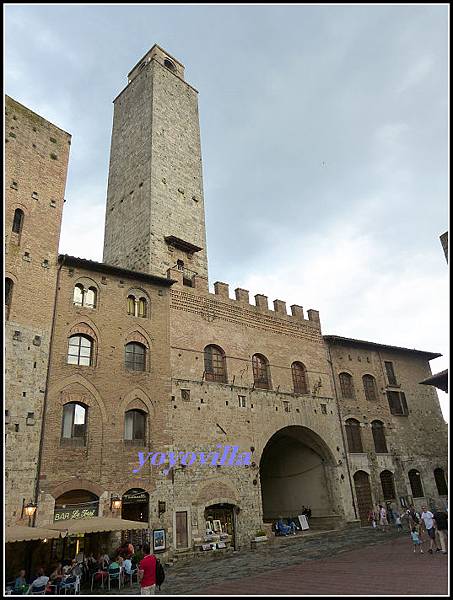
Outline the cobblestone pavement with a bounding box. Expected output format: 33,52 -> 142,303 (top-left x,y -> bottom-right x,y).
88,527 -> 448,596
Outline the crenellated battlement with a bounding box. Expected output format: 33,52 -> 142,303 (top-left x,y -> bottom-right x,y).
167,268 -> 321,329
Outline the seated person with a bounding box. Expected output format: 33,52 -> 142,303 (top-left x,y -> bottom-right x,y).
123,557 -> 133,576
276,518 -> 297,535
49,563 -> 64,590
14,569 -> 29,594
27,568 -> 49,594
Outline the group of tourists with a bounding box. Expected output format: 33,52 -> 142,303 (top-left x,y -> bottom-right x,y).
274,506 -> 312,536
367,502 -> 448,556
10,540 -> 165,595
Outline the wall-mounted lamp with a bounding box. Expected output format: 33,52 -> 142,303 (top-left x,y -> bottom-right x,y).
158,501 -> 166,517
21,500 -> 37,526
111,495 -> 122,511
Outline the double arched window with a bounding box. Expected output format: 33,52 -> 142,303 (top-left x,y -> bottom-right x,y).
380,470 -> 396,500
339,373 -> 355,399
73,284 -> 97,308
408,469 -> 424,498
204,345 -> 227,383
12,208 -> 24,235
67,335 -> 94,366
363,374 -> 378,402
124,409 -> 146,443
292,362 -> 308,394
61,402 -> 87,445
345,418 -> 363,453
127,294 -> 147,318
252,354 -> 271,389
125,342 -> 147,371
371,420 -> 388,453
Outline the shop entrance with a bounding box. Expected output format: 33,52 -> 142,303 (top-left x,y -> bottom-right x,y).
204,503 -> 236,549
121,488 -> 149,548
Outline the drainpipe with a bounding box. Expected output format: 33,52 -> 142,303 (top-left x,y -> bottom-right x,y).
32,254 -> 66,525
326,344 -> 358,520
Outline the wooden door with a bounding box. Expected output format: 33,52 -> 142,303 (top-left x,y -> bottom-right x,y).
353,471 -> 373,525
175,511 -> 188,548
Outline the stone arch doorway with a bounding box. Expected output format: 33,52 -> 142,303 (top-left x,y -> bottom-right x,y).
353,471 -> 373,525
121,488 -> 150,547
260,426 -> 339,529
204,503 -> 237,550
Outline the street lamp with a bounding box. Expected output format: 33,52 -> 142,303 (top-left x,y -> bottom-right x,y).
111,495 -> 122,511
22,500 -> 37,526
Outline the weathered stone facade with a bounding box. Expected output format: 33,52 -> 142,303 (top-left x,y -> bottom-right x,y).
5,45 -> 448,562
5,96 -> 71,526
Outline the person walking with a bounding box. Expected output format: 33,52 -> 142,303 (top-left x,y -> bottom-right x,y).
379,504 -> 389,531
368,509 -> 377,529
420,505 -> 441,554
138,543 -> 157,595
410,526 -> 424,553
433,506 -> 448,555
394,512 -> 403,532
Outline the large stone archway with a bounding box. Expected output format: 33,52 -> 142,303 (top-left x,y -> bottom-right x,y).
260,426 -> 341,528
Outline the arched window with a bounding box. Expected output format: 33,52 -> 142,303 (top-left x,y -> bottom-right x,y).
363,374 -> 378,402
127,294 -> 148,317
12,208 -> 24,234
345,418 -> 363,453
61,402 -> 87,445
73,284 -> 84,306
67,334 -> 93,366
434,468 -> 448,496
292,362 -> 308,394
339,373 -> 355,399
73,284 -> 97,308
204,345 -> 227,383
85,287 -> 97,309
125,342 -> 147,371
124,410 -> 146,443
371,420 -> 388,453
252,354 -> 271,390
408,469 -> 424,498
380,470 -> 396,500
5,278 -> 13,319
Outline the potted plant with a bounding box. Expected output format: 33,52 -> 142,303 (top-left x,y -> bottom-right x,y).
254,530 -> 268,542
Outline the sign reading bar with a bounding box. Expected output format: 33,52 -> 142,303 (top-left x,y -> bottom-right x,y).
54,506 -> 98,521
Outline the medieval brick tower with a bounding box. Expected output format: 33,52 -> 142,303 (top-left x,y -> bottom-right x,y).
103,45 -> 208,282
5,96 -> 71,525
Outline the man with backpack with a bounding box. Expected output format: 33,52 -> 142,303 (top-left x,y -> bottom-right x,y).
138,543 -> 165,594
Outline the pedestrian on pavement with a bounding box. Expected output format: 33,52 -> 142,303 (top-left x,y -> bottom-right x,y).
138,542 -> 157,595
379,504 -> 389,531
433,505 -> 448,555
367,509 -> 377,529
411,526 -> 424,553
394,512 -> 403,531
420,505 -> 441,554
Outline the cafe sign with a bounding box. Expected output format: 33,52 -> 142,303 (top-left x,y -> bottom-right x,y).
123,490 -> 148,504
54,506 -> 98,521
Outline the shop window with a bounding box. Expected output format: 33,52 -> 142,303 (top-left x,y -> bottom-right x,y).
204,345 -> 227,383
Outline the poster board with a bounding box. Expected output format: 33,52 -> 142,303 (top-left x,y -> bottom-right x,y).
298,514 -> 309,530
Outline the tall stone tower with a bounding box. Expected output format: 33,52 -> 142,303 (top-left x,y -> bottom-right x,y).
5,96 -> 71,524
103,45 -> 208,282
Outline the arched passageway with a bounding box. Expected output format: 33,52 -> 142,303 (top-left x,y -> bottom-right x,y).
260,426 -> 339,528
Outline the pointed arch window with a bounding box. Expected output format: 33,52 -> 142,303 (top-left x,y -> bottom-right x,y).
12,208 -> 24,235
124,409 -> 146,443
408,469 -> 424,498
434,468 -> 448,496
371,420 -> 388,453
67,334 -> 93,366
125,342 -> 147,371
61,402 -> 87,446
127,294 -> 148,318
345,418 -> 363,453
5,278 -> 13,320
339,372 -> 355,399
292,362 -> 308,394
252,354 -> 271,390
73,284 -> 97,308
204,345 -> 227,383
363,374 -> 378,402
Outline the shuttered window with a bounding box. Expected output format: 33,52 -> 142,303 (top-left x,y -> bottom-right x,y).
345,419 -> 363,453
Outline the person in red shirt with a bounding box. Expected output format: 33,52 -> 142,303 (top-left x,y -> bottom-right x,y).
138,543 -> 157,595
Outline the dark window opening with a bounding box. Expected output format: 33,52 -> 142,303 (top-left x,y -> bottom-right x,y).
384,361 -> 398,386
204,345 -> 227,383
408,469 -> 424,498
292,362 -> 308,394
345,418 -> 363,453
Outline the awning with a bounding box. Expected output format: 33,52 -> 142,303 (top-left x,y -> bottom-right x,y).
6,525 -> 64,543
49,517 -> 149,535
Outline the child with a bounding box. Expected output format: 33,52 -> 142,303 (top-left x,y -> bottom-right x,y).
411,526 -> 423,553
395,513 -> 403,531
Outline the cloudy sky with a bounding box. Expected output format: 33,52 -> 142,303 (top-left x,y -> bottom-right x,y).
5,4 -> 449,419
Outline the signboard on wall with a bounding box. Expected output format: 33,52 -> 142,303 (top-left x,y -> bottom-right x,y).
54,505 -> 98,521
